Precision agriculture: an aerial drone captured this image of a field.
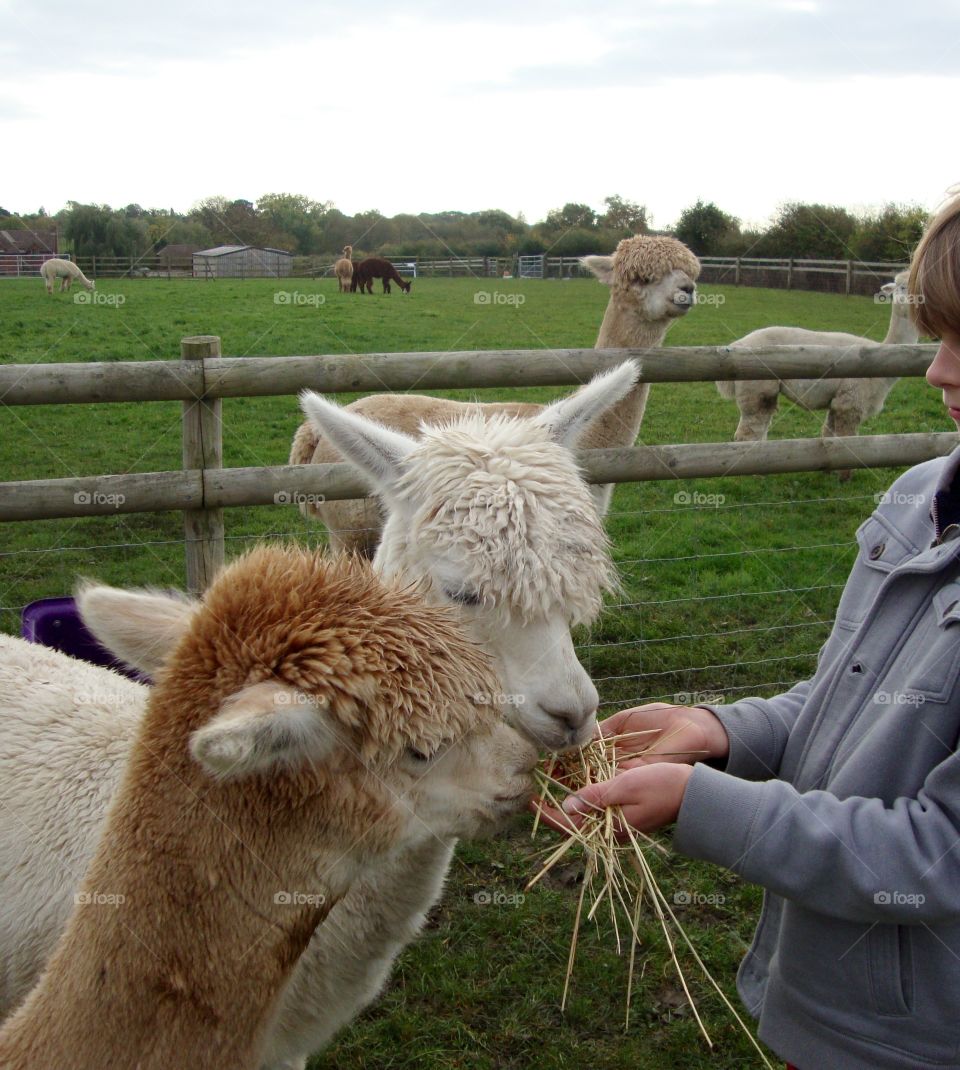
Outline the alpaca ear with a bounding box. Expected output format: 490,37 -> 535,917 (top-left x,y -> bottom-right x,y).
190,682 -> 339,778
76,583 -> 197,674
580,255 -> 615,286
299,390 -> 417,492
533,361 -> 639,449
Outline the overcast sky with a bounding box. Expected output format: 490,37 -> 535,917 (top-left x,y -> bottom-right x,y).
2,0 -> 957,229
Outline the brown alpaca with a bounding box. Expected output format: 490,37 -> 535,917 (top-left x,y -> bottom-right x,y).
0,547 -> 534,1070
334,245 -> 353,293
350,256 -> 412,294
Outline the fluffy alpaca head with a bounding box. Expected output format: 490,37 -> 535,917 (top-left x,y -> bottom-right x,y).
582,234 -> 700,321
78,548 -> 536,854
299,362 -> 637,750
343,245 -> 352,257
878,269 -> 911,318
395,414 -> 616,626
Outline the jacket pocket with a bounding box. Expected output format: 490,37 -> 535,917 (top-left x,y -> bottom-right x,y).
834,515 -> 916,628
901,581 -> 960,702
867,924 -> 913,1017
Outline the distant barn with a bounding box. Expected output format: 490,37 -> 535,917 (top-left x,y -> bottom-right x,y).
0,229 -> 60,277
193,245 -> 293,278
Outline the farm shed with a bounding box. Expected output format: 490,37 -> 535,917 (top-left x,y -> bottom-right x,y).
193,245 -> 293,278
0,230 -> 59,277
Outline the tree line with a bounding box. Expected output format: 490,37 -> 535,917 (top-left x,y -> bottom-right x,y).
0,194 -> 926,264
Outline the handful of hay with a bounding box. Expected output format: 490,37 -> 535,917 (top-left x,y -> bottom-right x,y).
528,729 -> 773,1066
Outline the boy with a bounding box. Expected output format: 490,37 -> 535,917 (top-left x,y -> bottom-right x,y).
547,192 -> 960,1069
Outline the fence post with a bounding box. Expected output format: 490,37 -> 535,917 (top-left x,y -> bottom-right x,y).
786,258 -> 793,290
181,335 -> 224,593
734,258 -> 741,286
845,260 -> 853,296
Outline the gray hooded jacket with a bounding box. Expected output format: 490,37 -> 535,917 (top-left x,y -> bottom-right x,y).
674,447 -> 960,1069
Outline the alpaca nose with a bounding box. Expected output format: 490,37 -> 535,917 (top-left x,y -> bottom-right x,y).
540,699 -> 598,741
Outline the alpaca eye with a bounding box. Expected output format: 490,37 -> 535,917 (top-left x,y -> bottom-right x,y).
444,587 -> 483,607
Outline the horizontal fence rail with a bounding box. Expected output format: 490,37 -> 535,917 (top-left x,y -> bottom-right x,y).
2,433 -> 956,523
0,344 -> 939,406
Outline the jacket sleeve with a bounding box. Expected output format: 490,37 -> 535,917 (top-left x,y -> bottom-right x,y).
673,754 -> 960,924
700,675 -> 813,781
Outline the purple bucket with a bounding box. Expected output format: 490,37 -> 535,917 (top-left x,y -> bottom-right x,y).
21,597 -> 150,683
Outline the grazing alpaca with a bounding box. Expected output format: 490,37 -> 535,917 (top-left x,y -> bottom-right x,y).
0,368 -> 631,1070
716,270 -> 918,446
334,245 -> 353,292
39,257 -> 94,294
0,548 -> 534,1070
291,235 -> 699,553
351,256 -> 412,294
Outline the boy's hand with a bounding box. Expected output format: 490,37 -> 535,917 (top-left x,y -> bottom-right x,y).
535,763 -> 694,838
600,702 -> 729,767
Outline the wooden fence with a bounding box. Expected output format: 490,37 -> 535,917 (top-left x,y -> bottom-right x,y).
3,254 -> 913,292
0,338 -> 949,590
698,257 -> 909,297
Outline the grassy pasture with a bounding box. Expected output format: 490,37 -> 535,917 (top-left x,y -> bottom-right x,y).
0,274 -> 949,1068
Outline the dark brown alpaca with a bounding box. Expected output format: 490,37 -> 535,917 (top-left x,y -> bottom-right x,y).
351,257 -> 412,294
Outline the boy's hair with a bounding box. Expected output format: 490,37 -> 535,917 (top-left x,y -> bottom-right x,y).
909,190 -> 960,339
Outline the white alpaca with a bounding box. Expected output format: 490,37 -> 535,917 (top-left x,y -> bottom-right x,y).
0,366 -> 633,1070
289,234 -> 700,555
0,548 -> 535,1070
717,270 -> 918,443
39,258 -> 95,294
334,245 -> 353,292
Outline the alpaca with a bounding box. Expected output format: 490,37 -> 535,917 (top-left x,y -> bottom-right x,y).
334,245 -> 353,293
291,234 -> 700,554
0,548 -> 535,1070
39,257 -> 94,294
350,256 -> 412,294
716,270 -> 918,444
0,366 -> 632,1070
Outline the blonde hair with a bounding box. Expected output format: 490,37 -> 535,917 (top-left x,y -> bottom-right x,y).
909,190 -> 960,339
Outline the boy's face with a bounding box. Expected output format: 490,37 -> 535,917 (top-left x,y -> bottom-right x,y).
926,329 -> 960,427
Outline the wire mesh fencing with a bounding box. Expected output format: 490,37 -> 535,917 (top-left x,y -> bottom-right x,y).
1,484 -> 873,719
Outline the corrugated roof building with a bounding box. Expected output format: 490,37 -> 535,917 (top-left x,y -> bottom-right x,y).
193,245 -> 293,278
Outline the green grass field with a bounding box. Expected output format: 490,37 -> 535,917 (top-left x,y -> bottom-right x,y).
0,275 -> 949,1068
